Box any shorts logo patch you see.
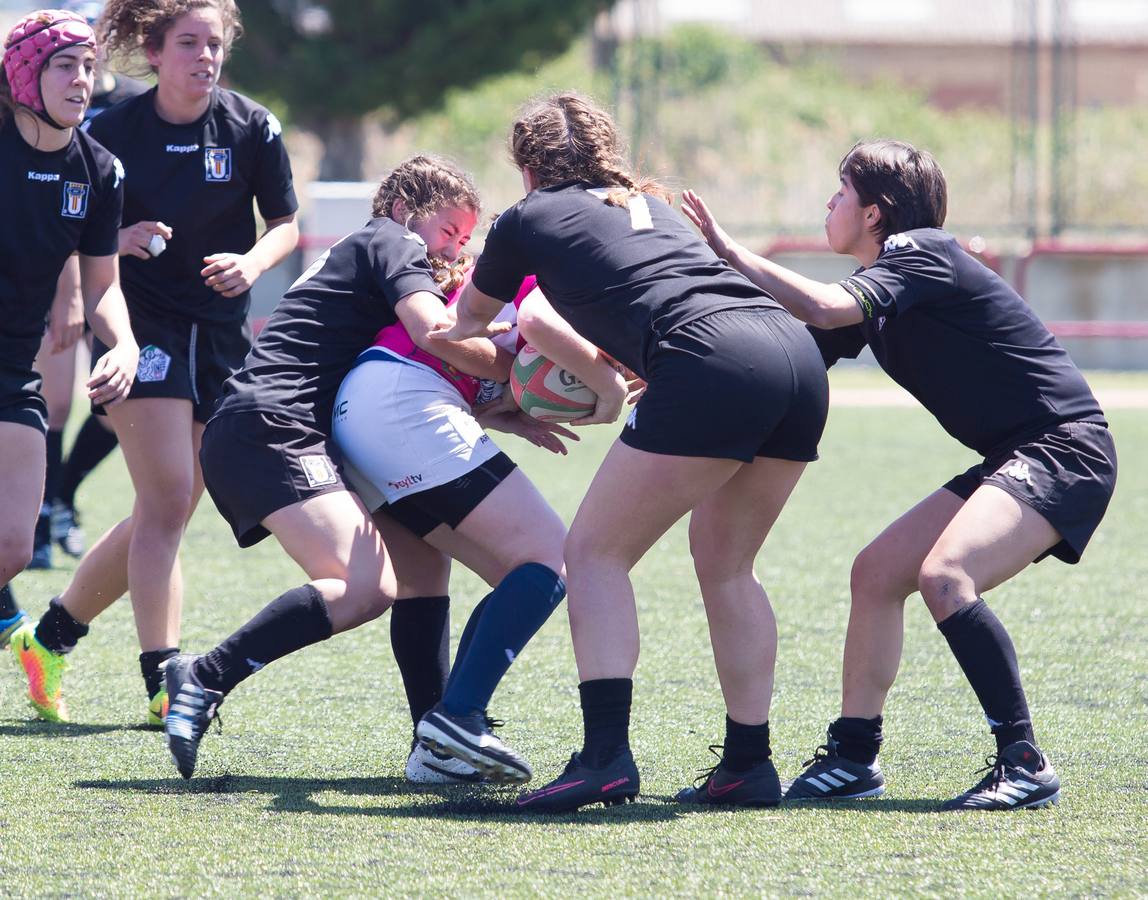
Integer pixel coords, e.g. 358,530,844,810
204,147,232,182
387,473,424,491
136,345,172,383
301,454,337,488
1000,459,1035,487
61,181,89,218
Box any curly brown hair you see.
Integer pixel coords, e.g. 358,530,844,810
510,92,670,208
98,0,242,74
370,154,481,226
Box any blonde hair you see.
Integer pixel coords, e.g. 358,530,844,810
99,0,242,74
370,154,481,224
510,92,670,207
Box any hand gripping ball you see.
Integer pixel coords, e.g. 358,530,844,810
509,345,597,423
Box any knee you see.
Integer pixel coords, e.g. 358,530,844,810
134,483,196,533
0,531,34,579
849,544,910,607
689,528,751,587
916,554,972,618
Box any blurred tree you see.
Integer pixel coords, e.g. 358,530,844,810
228,0,614,179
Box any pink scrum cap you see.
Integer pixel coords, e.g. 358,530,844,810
3,10,96,114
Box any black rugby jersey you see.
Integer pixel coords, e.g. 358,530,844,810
216,217,443,428
472,181,781,379
813,228,1104,456
85,86,297,325
0,117,122,367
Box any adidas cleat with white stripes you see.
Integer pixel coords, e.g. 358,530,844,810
940,740,1060,811
164,654,223,780
784,742,885,801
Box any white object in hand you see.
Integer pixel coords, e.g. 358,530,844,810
147,233,167,257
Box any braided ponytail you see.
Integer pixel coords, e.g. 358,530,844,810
511,92,670,207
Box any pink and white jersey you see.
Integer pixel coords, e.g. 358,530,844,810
370,269,535,406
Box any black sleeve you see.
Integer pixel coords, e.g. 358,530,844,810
471,203,528,303
837,233,956,321
250,110,298,221
77,154,123,257
368,228,443,309
806,323,866,368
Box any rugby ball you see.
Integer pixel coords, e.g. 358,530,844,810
510,345,597,422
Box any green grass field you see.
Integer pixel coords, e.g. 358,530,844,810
3,369,1146,897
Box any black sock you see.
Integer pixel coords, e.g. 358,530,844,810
44,428,64,506
938,598,1036,752
828,716,883,766
389,595,450,728
0,583,19,619
722,715,772,772
579,678,632,767
140,647,180,699
35,597,90,653
193,584,333,697
58,415,119,510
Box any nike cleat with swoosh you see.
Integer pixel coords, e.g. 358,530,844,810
675,744,781,808
515,749,640,813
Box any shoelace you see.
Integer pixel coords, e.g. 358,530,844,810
969,753,1007,791
801,743,833,770
691,743,725,787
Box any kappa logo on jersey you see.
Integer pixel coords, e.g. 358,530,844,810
28,170,61,182
1000,459,1036,487
265,112,282,143
166,143,200,153
137,345,172,383
883,232,920,253
61,182,90,219
300,454,337,488
204,147,232,182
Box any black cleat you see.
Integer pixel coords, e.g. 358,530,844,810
676,744,781,808
416,704,532,784
164,654,223,779
941,740,1060,811
515,750,639,813
784,734,885,801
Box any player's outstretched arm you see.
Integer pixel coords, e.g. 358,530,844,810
428,279,509,342
397,290,513,381
682,189,863,330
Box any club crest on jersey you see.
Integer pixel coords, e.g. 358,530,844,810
60,182,89,219
204,147,232,182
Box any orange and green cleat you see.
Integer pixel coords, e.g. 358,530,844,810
147,688,169,728
9,622,69,722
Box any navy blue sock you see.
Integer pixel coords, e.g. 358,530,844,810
938,598,1036,752
446,594,489,692
442,562,565,715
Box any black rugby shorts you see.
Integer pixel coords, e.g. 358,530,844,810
621,306,829,462
942,420,1116,564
